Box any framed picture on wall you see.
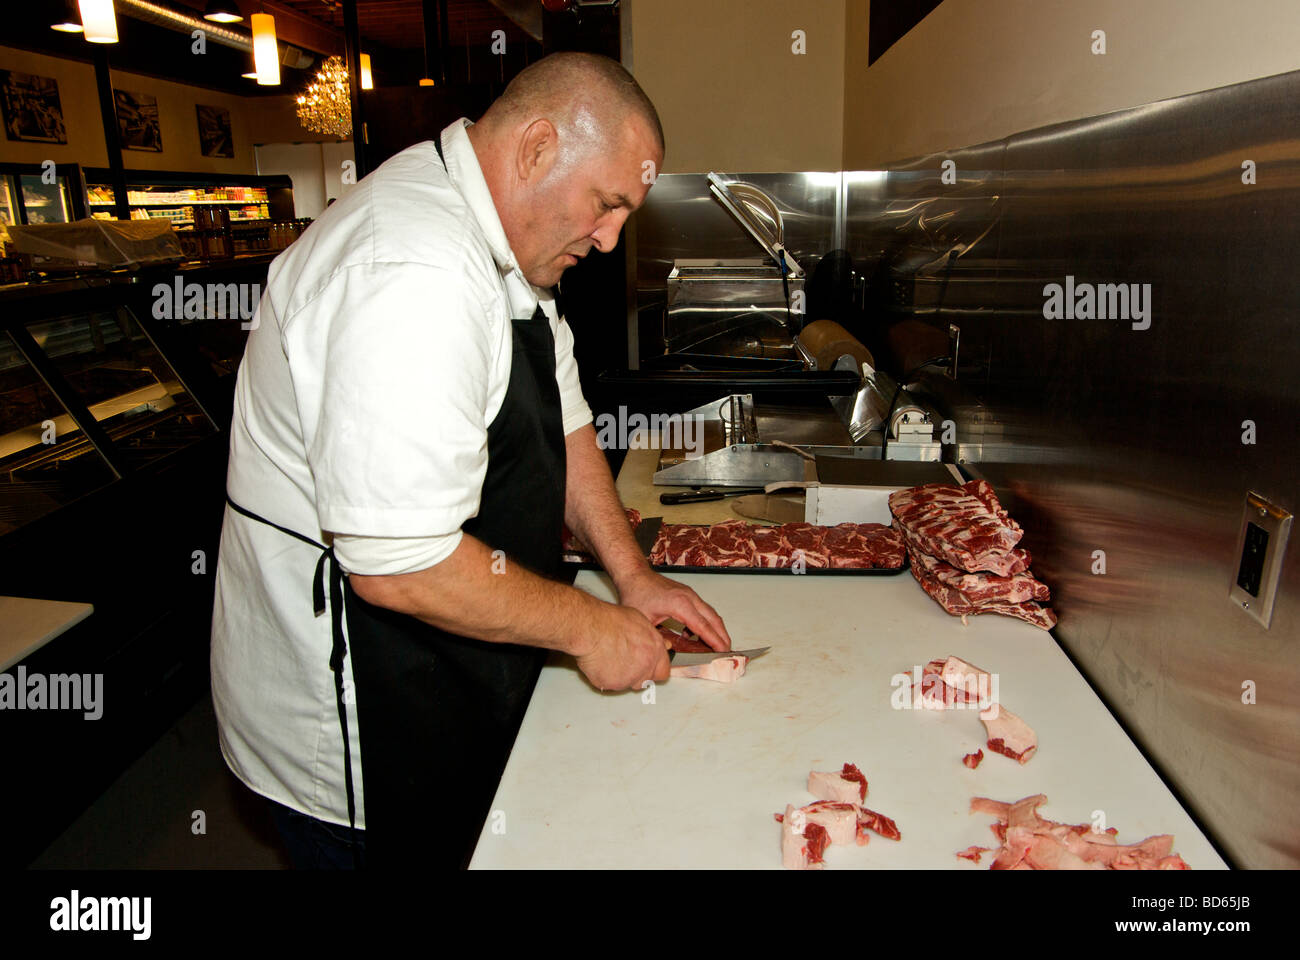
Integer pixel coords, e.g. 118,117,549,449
196,104,234,158
115,89,163,152
0,71,68,144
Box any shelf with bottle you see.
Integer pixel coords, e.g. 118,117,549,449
86,184,270,207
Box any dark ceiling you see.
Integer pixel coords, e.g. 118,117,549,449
270,0,533,52
7,0,541,95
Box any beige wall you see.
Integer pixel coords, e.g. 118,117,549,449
0,46,107,167
107,68,256,174
843,0,1300,167
245,95,347,145
0,44,292,175
627,0,845,173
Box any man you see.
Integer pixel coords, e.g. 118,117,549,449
211,52,730,869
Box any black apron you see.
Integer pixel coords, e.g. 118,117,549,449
229,136,567,868
345,300,565,868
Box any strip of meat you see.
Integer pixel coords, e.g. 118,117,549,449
906,539,1057,629
856,807,901,842
649,524,707,566
889,482,1028,575
969,795,1192,870
974,599,1058,630
749,525,792,568
970,796,1011,819
940,655,993,703
980,704,1038,764
857,523,906,568
990,825,1035,869
962,749,984,769
649,520,899,569
780,522,829,568
911,657,982,710
704,518,756,565
1005,794,1051,831
802,801,859,847
956,845,991,863
1024,834,1107,870
823,523,906,570
961,479,1022,539
907,536,1049,603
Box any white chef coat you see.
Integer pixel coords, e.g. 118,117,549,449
211,118,592,828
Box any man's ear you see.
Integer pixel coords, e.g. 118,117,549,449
516,118,558,184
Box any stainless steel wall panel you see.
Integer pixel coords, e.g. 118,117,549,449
630,172,840,362
843,69,1300,867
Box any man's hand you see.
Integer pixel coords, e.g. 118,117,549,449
615,568,733,652
571,604,671,692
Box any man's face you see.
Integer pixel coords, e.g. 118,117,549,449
512,119,662,288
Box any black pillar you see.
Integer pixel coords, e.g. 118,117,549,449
342,0,369,179
91,46,130,222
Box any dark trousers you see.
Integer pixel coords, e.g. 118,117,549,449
268,800,366,870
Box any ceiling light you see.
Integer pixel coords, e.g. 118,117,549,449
296,56,352,138
78,0,119,43
50,1,84,32
203,0,244,23
251,12,280,86
360,53,373,90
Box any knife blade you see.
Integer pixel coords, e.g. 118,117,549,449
668,646,771,666
634,516,663,558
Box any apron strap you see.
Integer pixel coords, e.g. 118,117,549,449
225,493,361,868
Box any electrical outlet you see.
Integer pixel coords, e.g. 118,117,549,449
1229,491,1292,628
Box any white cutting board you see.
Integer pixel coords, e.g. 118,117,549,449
470,570,1228,870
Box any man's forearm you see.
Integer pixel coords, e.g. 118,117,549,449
348,533,607,656
563,424,650,590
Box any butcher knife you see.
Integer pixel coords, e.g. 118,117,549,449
668,646,771,666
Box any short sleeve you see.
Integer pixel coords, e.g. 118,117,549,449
548,304,593,435
282,261,502,539
332,530,462,576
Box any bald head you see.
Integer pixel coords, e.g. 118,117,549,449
477,52,664,167
466,52,665,288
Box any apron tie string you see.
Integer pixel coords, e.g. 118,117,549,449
225,493,361,868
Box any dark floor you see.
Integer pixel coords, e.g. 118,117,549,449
30,693,290,869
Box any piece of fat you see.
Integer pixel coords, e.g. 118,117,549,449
807,770,863,804
979,703,1037,764
670,655,748,683
780,804,825,870
940,655,993,705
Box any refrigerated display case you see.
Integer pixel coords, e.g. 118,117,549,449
0,272,236,867
81,168,297,257
81,168,292,227
0,162,88,226
0,283,219,534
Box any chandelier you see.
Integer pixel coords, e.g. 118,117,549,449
296,56,352,138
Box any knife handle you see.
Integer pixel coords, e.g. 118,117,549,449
660,490,724,505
